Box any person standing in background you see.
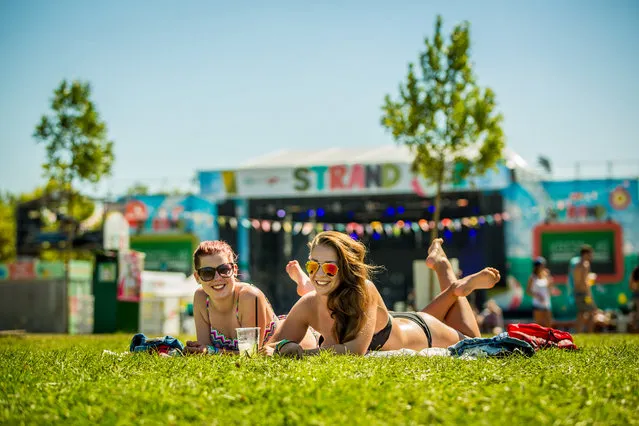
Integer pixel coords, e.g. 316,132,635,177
569,245,597,333
526,257,554,327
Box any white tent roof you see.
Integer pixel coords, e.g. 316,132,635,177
237,145,530,170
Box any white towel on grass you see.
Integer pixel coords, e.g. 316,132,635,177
365,348,452,358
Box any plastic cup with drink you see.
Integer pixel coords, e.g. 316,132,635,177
236,327,260,356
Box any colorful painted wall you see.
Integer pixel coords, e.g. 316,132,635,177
122,195,218,242
118,195,218,276
496,178,639,318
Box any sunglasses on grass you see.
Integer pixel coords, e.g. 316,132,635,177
197,263,235,281
305,260,339,277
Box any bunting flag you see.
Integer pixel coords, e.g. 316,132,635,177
212,211,511,237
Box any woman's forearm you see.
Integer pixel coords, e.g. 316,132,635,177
276,341,350,357
306,344,353,355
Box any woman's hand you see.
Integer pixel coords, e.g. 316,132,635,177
259,344,276,356
184,340,207,354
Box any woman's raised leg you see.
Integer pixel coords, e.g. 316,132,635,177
420,239,500,337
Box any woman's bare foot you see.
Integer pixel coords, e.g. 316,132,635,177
425,238,447,269
453,267,501,297
286,260,313,296
286,260,306,285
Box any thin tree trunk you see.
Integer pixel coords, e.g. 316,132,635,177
429,181,443,241
427,166,444,303
64,185,75,333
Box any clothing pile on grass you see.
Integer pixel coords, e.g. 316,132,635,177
367,323,578,359
129,333,185,356
506,323,578,350
102,333,186,358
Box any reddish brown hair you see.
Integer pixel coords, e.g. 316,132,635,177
193,240,238,269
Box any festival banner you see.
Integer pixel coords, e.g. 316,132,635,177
117,251,145,302
198,161,512,199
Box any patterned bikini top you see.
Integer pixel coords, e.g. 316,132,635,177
206,286,282,351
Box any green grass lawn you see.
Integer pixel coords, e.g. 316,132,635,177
1,334,638,425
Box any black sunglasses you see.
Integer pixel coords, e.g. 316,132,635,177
197,263,235,281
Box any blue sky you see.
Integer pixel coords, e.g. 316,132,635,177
1,0,637,197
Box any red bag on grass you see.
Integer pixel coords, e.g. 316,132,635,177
506,323,578,351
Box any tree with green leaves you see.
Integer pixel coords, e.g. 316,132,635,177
34,80,114,210
381,15,505,243
33,80,114,252
0,192,16,262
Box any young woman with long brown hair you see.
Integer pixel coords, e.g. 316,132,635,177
268,231,500,356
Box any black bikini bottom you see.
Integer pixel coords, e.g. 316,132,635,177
317,311,433,351
389,311,433,348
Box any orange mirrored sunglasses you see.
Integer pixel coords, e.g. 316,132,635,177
305,260,339,277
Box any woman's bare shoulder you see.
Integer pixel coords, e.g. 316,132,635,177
363,280,386,312
292,290,319,311
365,280,382,296
193,287,207,304
237,282,264,300
365,279,377,288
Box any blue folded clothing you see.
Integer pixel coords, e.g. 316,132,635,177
129,333,185,356
449,333,535,358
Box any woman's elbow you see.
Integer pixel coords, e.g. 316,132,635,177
342,344,367,356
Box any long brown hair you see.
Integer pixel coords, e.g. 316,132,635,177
308,231,378,344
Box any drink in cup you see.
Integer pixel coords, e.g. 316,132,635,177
236,327,259,356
